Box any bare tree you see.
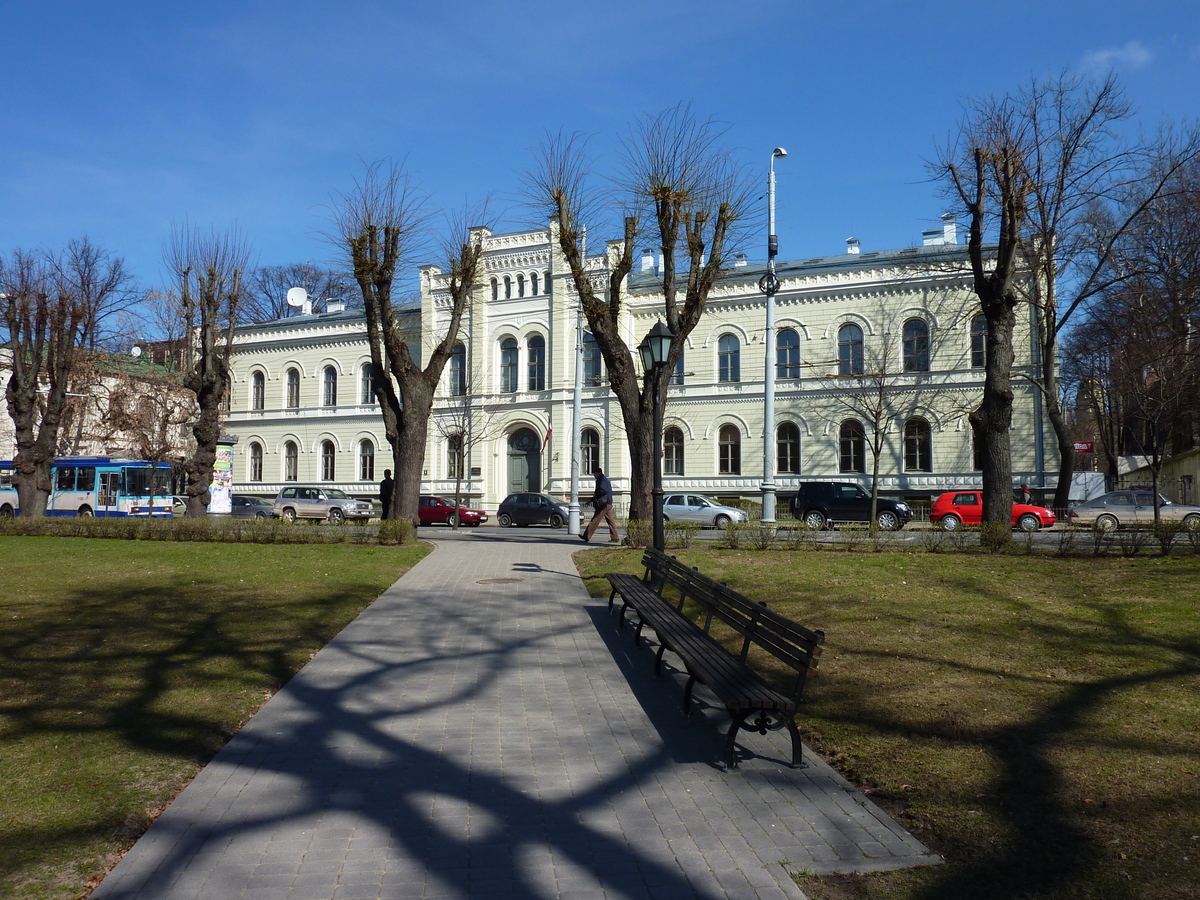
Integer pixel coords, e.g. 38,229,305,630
56,237,140,351
243,262,356,323
332,162,488,526
432,366,504,531
527,105,753,521
0,249,94,515
164,224,251,517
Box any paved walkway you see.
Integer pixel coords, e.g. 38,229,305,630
92,531,938,900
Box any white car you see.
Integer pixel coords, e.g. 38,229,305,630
662,494,749,529
273,486,374,524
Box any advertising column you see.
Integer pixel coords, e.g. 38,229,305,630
208,435,237,516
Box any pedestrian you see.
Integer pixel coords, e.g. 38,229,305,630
582,465,621,543
379,469,394,520
1019,482,1032,505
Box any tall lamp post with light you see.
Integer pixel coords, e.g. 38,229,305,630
759,147,786,524
638,320,674,552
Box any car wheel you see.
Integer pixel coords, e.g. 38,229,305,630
328,508,344,526
1095,514,1118,533
548,514,564,528
1184,514,1200,531
713,514,731,530
803,510,827,531
877,511,899,531
255,511,268,519
939,514,961,532
281,507,297,524
447,513,457,528
1018,513,1040,533
0,503,13,517
498,513,513,527
78,506,94,517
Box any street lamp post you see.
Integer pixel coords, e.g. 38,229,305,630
759,147,786,524
638,320,674,552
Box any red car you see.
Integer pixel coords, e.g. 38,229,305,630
417,495,488,527
931,490,1056,532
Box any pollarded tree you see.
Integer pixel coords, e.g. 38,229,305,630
527,106,753,521
164,225,251,517
332,162,488,526
244,262,356,323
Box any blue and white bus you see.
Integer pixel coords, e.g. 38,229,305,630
0,457,175,517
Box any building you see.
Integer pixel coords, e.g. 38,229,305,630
222,218,1054,513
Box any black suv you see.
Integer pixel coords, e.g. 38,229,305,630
790,482,912,531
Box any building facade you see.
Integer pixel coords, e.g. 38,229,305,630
223,218,1055,514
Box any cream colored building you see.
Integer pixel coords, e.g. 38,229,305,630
223,218,1055,514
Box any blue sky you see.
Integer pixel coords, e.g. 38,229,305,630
2,1,1198,292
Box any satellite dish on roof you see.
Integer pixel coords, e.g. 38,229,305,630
286,287,312,315
130,345,142,358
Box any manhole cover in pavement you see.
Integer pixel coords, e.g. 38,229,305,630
476,577,524,584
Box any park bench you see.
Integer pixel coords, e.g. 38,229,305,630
606,547,825,770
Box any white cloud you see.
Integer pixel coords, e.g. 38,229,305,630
1082,41,1154,73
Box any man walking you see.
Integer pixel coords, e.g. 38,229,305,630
379,469,394,520
582,465,620,543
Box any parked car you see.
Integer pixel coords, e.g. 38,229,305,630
662,494,748,529
1068,491,1200,532
418,495,489,527
231,494,274,519
931,490,1056,532
497,492,568,528
789,481,912,530
273,486,374,524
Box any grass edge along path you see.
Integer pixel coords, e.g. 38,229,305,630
574,547,1200,900
0,536,428,900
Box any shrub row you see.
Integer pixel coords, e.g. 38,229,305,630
0,515,417,545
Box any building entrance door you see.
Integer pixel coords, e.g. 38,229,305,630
507,428,541,494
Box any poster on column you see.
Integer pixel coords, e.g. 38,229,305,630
209,445,233,514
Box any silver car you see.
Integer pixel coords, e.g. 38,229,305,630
1069,491,1200,532
662,493,749,529
273,486,374,525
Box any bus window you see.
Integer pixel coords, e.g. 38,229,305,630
0,468,13,490
125,467,171,497
77,467,96,492
56,467,77,491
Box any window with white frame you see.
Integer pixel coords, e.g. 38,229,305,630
718,334,740,382
777,422,800,474
527,334,545,391
249,441,263,481
320,440,336,481
251,371,265,410
839,420,865,473
718,424,741,474
323,366,338,407
500,337,519,392
359,439,375,481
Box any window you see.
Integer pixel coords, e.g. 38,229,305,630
583,332,602,386
718,334,740,382
249,442,263,482
284,441,298,481
320,440,336,481
359,440,375,481
527,334,545,391
491,278,499,301
448,434,464,479
582,428,600,475
286,368,300,408
449,344,466,396
902,319,930,372
360,364,376,404
323,366,338,407
838,324,864,376
56,467,77,491
718,424,741,474
839,420,865,473
671,353,684,385
251,371,265,410
777,329,800,379
972,428,984,471
503,276,512,299
777,423,801,474
664,426,684,476
971,314,987,368
517,273,525,297
531,272,539,295
500,337,519,392
904,417,932,472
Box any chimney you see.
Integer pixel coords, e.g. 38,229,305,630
326,300,346,313
942,212,957,245
846,238,860,255
734,252,748,267
641,248,656,273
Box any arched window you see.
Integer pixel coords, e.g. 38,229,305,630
972,427,985,471
500,337,519,392
531,272,540,295
583,332,602,386
449,343,466,396
503,275,512,299
719,424,741,474
323,366,338,407
838,324,864,376
527,334,545,391
581,428,600,475
284,441,298,481
517,273,525,297
777,422,801,474
360,363,377,405
251,371,265,410
286,368,300,408
448,434,464,479
491,277,499,301
664,426,684,476
320,440,336,481
777,329,800,379
903,319,930,372
718,334,740,383
249,441,263,482
359,439,375,481
671,352,685,385
839,420,865,473
904,417,932,472
971,314,987,368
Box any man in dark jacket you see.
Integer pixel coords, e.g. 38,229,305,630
582,465,620,543
379,470,394,520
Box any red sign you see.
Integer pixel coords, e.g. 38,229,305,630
1073,441,1094,452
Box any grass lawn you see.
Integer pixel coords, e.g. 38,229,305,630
0,537,427,900
576,547,1200,900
